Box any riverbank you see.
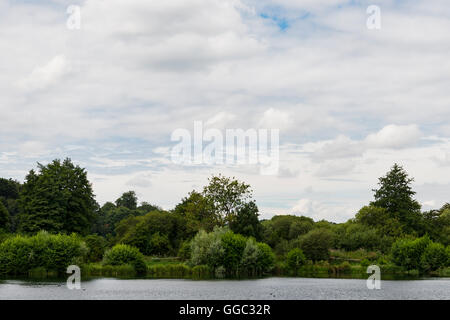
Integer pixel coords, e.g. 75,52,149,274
15,258,450,280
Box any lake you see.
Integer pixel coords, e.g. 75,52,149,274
0,277,449,300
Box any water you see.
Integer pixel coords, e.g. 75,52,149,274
0,277,449,300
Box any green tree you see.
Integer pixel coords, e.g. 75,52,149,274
203,174,252,224
174,191,218,235
422,204,450,246
0,178,21,229
371,164,422,233
0,202,11,231
220,231,247,275
286,248,306,275
18,159,97,235
103,244,147,274
391,236,431,270
84,234,107,262
240,239,274,276
115,191,138,210
421,242,448,271
299,228,334,261
229,201,262,240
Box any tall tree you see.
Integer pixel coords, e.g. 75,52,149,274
203,174,252,225
174,191,218,235
371,163,422,233
18,158,97,235
115,191,138,210
229,201,262,240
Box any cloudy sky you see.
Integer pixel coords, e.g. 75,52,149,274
1,0,450,222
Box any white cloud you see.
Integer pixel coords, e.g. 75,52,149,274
365,124,422,149
258,108,292,129
18,55,70,91
1,0,450,222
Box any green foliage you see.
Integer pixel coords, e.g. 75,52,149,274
203,174,252,224
391,236,431,270
356,206,389,228
262,215,314,249
220,231,247,275
103,244,146,274
256,242,275,274
190,227,227,267
422,205,450,246
174,191,218,235
335,222,385,252
421,242,448,271
115,191,138,210
117,210,179,256
286,248,306,274
84,234,107,262
190,228,274,277
299,228,334,261
371,164,422,233
18,159,97,235
447,246,450,266
0,201,11,231
229,201,262,240
0,231,86,274
178,241,192,261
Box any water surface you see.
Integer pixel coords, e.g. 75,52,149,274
0,277,449,300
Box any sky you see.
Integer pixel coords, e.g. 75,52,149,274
1,0,450,222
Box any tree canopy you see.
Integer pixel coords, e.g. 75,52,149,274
18,158,97,235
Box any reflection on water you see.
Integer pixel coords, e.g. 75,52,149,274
0,277,449,300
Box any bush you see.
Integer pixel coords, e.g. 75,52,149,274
178,241,192,261
447,246,450,267
421,242,448,271
286,248,306,275
0,231,86,274
190,228,274,277
240,239,275,276
391,236,430,270
299,229,334,261
190,227,227,267
220,231,247,275
84,234,107,262
256,242,275,273
103,244,146,274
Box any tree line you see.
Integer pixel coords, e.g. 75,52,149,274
0,159,449,276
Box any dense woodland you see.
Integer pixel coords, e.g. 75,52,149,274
0,159,449,278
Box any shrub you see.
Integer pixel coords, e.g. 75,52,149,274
220,231,247,275
286,248,306,275
421,242,448,271
447,246,450,266
391,236,431,270
190,227,227,267
178,241,192,261
240,239,275,276
299,228,334,261
103,244,146,274
190,228,274,277
0,231,86,274
256,242,275,273
84,234,107,262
